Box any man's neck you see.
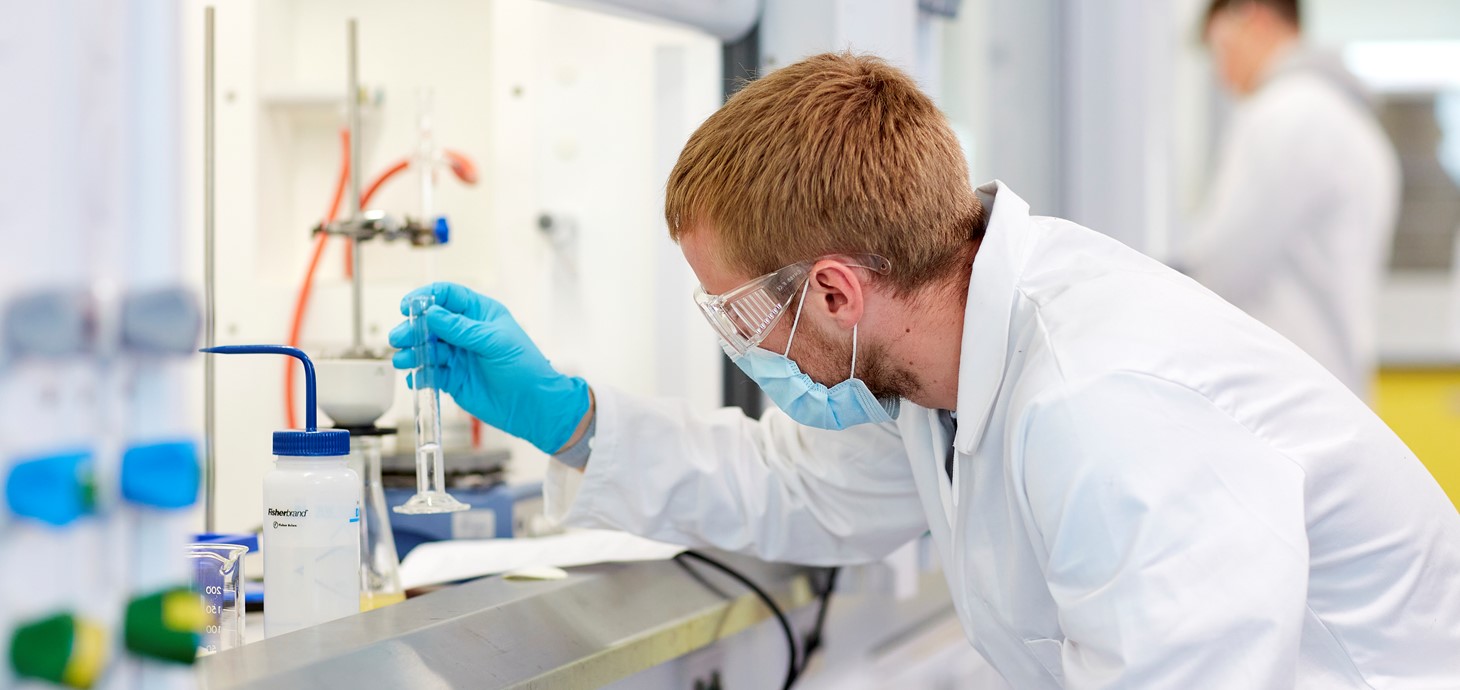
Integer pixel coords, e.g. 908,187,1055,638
891,261,974,411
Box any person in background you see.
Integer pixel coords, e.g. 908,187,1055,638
1179,0,1400,401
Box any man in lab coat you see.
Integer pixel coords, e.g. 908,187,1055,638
1179,0,1401,400
392,53,1460,688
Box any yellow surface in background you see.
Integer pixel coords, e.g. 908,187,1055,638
1375,368,1460,510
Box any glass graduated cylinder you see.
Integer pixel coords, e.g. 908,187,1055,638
394,294,469,514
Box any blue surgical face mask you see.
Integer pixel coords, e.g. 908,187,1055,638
727,281,900,430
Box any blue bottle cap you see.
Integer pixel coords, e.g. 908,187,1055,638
120,441,200,509
200,345,351,457
5,451,95,526
272,430,350,457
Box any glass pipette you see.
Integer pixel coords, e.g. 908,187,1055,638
393,294,469,514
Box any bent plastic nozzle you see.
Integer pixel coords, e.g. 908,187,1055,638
201,345,320,431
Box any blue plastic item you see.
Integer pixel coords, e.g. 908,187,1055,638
433,216,450,245
243,580,264,606
385,481,542,559
200,345,349,456
121,441,200,509
5,451,95,526
192,533,258,552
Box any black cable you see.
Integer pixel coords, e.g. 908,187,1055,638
798,567,840,676
675,551,799,690
673,554,735,600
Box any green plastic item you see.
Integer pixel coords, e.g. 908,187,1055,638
9,613,72,684
9,612,107,688
125,587,206,664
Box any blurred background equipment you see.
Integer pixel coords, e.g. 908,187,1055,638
2,0,206,687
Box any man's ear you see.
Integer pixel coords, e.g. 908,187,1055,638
807,259,865,331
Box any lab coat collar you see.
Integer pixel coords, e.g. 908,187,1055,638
1260,42,1373,110
953,180,1036,454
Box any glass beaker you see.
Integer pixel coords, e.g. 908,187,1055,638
348,434,405,610
187,543,247,654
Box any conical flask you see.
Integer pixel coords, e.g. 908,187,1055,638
348,433,406,610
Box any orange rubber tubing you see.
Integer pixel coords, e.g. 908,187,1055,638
343,158,411,278
286,141,478,429
285,129,351,429
285,147,413,428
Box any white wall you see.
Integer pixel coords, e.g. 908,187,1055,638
760,0,920,75
182,0,724,534
969,0,1066,216
938,0,991,182
1308,0,1460,44
944,0,1194,256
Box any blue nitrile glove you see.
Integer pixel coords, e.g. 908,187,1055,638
388,283,591,454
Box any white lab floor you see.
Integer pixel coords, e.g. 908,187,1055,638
796,613,1010,690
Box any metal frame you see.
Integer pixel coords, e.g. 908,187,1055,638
203,5,217,532
719,24,765,418
199,555,818,689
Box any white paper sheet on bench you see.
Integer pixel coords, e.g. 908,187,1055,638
398,529,686,589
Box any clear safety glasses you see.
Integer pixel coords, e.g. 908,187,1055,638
694,254,891,356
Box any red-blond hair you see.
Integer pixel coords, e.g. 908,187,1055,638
666,52,984,293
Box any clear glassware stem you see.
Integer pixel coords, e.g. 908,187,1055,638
415,383,443,492
394,295,468,515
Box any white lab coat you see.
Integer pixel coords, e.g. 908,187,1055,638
1180,48,1400,401
547,182,1460,689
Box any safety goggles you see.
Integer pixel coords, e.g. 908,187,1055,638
694,254,891,356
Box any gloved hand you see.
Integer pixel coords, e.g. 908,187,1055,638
388,282,591,454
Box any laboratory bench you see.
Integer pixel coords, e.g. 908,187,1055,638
196,550,972,689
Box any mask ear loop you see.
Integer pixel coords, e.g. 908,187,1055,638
783,278,813,357
787,271,863,382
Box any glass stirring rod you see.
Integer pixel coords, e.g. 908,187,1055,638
394,294,469,514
